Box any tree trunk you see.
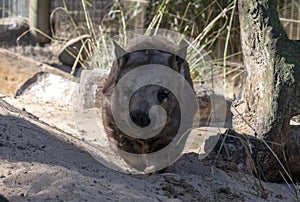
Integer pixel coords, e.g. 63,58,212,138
231,0,300,181
29,0,51,45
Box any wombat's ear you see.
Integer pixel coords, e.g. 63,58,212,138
176,45,188,59
113,40,128,69
168,45,188,74
113,41,127,58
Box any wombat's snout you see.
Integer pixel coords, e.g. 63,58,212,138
130,110,151,128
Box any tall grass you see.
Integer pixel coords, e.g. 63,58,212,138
49,0,243,93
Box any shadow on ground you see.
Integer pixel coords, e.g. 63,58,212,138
0,113,218,201
0,112,294,201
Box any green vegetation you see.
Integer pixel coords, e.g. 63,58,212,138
48,0,242,95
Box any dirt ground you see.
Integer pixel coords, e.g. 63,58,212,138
0,96,298,202
0,24,299,201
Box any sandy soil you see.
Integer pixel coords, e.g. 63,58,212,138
0,96,298,202
0,74,298,201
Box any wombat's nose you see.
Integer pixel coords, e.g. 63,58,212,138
130,110,151,128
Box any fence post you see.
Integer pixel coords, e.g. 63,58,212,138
29,0,51,45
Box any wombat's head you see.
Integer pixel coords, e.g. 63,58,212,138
102,36,194,154
103,36,193,94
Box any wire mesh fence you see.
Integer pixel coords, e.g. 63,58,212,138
0,0,29,18
0,0,113,35
50,0,112,39
0,0,29,32
0,0,299,57
276,0,300,40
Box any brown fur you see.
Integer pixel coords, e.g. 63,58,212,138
101,36,194,163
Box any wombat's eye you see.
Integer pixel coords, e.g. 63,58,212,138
157,89,169,103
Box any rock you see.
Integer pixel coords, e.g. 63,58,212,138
58,34,90,67
16,72,75,105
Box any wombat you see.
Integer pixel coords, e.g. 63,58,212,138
101,35,195,171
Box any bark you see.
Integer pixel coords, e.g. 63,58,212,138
230,0,300,181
